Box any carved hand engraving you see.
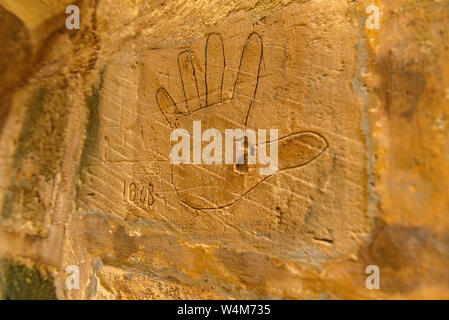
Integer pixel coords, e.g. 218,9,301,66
156,33,328,209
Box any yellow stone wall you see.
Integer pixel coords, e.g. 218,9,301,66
0,0,448,299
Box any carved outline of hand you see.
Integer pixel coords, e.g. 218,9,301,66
155,33,328,209
156,32,261,129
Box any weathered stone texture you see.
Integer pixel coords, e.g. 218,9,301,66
0,0,448,299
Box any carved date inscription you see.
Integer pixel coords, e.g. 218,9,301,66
123,180,155,210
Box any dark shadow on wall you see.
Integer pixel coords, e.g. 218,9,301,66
0,258,56,300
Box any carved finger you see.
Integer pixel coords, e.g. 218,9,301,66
205,33,225,106
178,50,201,112
277,132,328,171
233,33,263,120
156,88,181,128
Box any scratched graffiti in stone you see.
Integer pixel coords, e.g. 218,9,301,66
70,4,370,294
156,33,328,209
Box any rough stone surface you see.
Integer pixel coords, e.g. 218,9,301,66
0,0,448,299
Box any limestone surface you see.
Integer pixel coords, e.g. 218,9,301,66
0,0,448,299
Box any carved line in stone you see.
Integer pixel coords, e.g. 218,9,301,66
155,32,329,211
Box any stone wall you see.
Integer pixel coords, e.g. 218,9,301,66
0,0,448,299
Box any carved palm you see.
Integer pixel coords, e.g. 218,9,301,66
156,33,328,209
